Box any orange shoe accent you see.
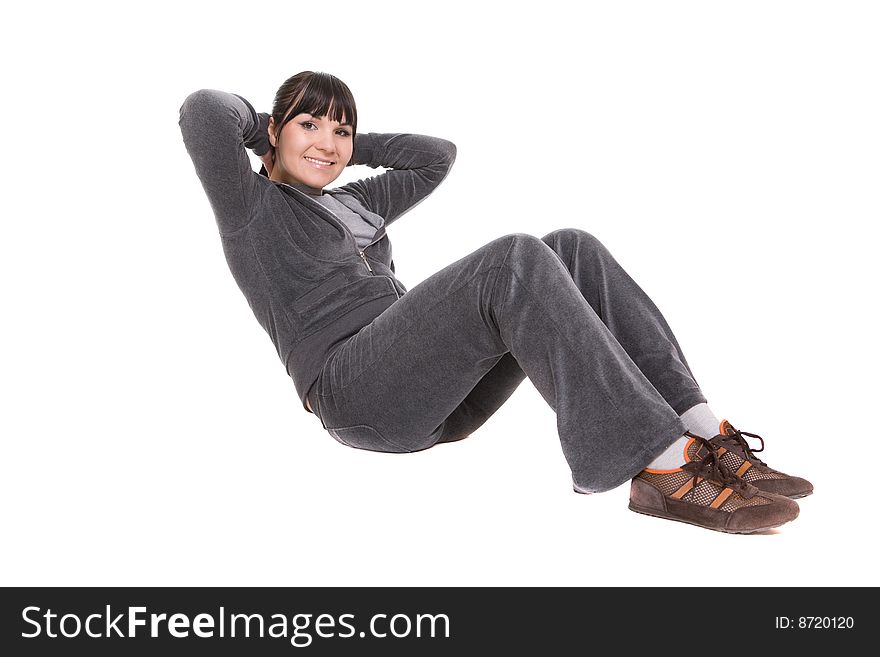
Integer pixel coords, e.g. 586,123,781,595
735,461,752,477
643,466,684,474
710,487,734,509
671,477,700,500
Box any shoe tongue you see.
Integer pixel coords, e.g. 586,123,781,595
719,419,735,436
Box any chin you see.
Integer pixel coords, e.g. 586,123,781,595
297,170,337,187
316,173,341,186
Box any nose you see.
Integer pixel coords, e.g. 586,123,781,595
314,128,336,154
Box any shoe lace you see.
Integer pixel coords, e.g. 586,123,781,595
682,432,749,494
719,423,767,467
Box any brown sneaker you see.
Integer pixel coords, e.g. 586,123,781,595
630,434,799,534
707,420,813,499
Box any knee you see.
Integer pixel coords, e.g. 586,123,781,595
499,232,563,266
543,227,605,252
542,228,612,265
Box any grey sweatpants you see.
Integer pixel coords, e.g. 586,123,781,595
306,229,707,493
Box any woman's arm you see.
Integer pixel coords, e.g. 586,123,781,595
178,89,272,234
334,133,457,227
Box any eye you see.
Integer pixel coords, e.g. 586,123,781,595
300,121,351,137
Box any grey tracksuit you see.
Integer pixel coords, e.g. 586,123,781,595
178,89,707,493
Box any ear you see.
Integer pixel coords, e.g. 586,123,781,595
267,116,277,148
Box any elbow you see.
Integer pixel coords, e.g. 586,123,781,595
182,88,218,106
179,89,207,124
445,139,457,163
179,89,223,123
440,139,457,168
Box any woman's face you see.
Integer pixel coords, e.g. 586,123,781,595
268,111,354,189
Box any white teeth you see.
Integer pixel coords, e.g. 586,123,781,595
305,156,334,165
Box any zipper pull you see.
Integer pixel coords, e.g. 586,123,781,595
359,251,374,273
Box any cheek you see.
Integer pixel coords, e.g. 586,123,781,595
280,129,306,153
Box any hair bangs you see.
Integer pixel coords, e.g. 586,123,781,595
273,71,358,138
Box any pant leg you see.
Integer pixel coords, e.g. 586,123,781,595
433,351,526,444
434,228,706,443
309,233,689,493
541,228,706,414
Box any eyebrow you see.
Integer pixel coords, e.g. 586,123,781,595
306,114,353,128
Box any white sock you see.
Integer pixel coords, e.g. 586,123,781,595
679,402,723,441
645,403,722,470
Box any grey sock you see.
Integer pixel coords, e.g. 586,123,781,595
679,402,722,440
645,403,722,470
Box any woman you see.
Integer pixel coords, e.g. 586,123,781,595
179,71,811,533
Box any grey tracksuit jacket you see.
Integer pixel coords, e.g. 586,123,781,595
178,89,457,413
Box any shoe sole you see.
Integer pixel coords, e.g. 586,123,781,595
627,501,797,535
572,486,799,533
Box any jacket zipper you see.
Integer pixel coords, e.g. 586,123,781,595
281,183,399,297
358,250,373,273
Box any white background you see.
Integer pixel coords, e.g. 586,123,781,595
2,0,878,586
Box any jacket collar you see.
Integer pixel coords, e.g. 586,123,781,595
274,181,388,247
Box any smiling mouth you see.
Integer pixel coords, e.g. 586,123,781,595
305,156,335,167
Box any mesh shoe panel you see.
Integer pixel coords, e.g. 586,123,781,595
743,468,787,482
691,480,724,506
637,470,693,496
719,492,773,512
